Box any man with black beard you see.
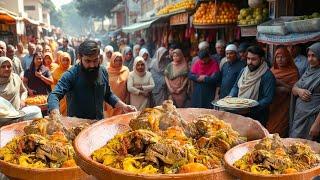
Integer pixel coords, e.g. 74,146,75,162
228,45,276,126
48,40,136,120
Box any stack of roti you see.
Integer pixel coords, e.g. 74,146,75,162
216,97,257,108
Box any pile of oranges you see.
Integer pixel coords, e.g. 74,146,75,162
193,2,239,25
25,95,48,105
157,0,195,16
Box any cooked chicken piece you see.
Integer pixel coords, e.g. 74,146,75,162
129,108,164,131
250,150,272,164
124,130,160,156
145,139,187,165
254,134,285,151
129,100,187,132
262,156,291,170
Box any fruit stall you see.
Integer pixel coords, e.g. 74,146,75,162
155,0,197,56
0,8,18,45
256,0,320,63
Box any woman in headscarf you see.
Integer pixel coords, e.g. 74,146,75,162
133,44,141,59
127,56,155,110
139,48,152,70
150,47,171,106
52,52,72,116
0,57,27,110
43,52,58,73
102,45,114,67
290,42,320,141
189,49,219,108
164,49,189,108
123,47,134,71
267,46,299,137
105,52,129,117
55,50,63,64
23,51,53,96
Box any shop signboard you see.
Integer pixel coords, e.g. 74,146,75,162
170,12,188,26
240,26,257,37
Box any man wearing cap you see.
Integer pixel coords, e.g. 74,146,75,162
229,45,276,126
48,40,136,120
218,44,246,99
191,41,210,66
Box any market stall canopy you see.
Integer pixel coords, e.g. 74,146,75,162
122,18,159,33
0,8,17,24
40,22,51,32
23,16,39,26
257,31,320,45
108,28,122,37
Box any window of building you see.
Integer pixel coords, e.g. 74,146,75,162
24,5,36,11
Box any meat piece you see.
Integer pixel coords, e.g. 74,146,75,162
196,137,209,148
251,150,271,164
36,142,69,162
129,108,163,131
126,130,160,155
255,134,285,151
159,100,186,131
182,122,200,139
145,140,187,165
262,156,290,170
24,118,64,136
129,100,187,132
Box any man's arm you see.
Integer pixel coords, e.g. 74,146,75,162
257,71,276,109
48,70,74,113
204,72,220,84
228,70,243,97
188,72,198,82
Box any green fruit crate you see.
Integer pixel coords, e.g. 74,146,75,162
285,18,320,33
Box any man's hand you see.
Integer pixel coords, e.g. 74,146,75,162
50,109,62,122
116,101,137,113
122,104,137,113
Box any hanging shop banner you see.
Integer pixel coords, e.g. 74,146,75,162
240,26,257,37
170,13,188,26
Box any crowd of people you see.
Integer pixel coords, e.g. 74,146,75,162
0,36,319,142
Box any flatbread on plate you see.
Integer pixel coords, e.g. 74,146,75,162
216,97,257,108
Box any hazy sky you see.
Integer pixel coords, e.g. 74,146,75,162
52,0,73,8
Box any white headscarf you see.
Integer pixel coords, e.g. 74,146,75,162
133,56,147,77
103,45,114,66
139,48,152,69
198,41,209,51
133,44,141,58
0,57,27,110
